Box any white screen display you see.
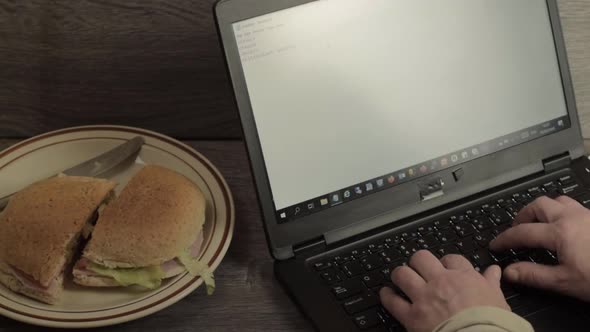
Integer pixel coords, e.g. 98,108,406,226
233,0,568,211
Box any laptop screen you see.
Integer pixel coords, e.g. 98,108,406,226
232,0,569,224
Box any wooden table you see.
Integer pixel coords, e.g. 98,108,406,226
0,0,589,331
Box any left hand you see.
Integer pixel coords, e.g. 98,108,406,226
379,250,509,332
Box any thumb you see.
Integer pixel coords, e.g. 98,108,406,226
504,262,567,292
483,265,502,287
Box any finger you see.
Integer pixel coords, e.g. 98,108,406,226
380,287,412,325
490,223,557,251
503,262,569,294
555,195,582,207
391,265,425,300
408,250,445,281
440,254,472,270
482,265,502,287
513,196,565,225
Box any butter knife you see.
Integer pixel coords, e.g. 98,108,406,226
0,136,145,210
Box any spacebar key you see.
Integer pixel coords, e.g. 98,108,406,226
343,291,380,315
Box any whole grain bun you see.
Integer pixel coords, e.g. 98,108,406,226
83,165,206,268
0,267,62,305
0,176,116,288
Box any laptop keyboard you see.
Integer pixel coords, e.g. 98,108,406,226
312,174,589,331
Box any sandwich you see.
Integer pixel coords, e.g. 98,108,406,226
73,165,214,294
0,176,116,304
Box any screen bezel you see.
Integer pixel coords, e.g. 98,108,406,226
215,0,584,259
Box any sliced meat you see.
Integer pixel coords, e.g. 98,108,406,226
75,232,205,279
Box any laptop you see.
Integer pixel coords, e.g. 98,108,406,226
215,0,590,330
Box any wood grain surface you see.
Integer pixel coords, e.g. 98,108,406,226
0,140,313,332
0,0,240,139
0,0,589,139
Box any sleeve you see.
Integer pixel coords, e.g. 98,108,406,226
433,306,535,332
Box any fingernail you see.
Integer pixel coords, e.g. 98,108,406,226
505,267,519,281
492,265,501,280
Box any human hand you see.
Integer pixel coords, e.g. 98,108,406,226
379,250,509,332
490,195,590,301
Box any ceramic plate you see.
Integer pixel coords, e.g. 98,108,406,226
0,126,235,328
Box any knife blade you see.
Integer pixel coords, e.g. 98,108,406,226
0,136,145,210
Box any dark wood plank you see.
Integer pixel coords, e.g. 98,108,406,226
0,1,240,139
0,140,313,332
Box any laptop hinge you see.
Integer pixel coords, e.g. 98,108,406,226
293,236,326,256
542,152,571,172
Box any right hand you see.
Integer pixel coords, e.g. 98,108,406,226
490,195,590,301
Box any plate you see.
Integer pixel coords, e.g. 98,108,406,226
0,126,235,328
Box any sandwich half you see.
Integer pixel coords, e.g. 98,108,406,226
73,165,214,293
0,176,116,304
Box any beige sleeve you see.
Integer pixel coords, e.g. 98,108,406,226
433,306,534,332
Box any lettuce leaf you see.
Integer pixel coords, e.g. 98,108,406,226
88,263,166,289
177,251,215,295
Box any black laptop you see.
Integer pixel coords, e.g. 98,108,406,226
215,0,590,330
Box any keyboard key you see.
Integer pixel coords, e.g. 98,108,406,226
417,223,435,235
370,243,387,254
332,278,364,300
377,305,395,324
558,175,575,187
471,217,494,231
343,292,380,314
335,254,355,265
512,192,531,203
516,251,534,263
493,224,510,236
546,190,560,199
529,249,559,265
320,268,343,284
527,185,543,196
436,228,457,243
481,203,496,213
384,235,403,246
361,255,384,271
455,238,478,254
380,266,392,279
434,219,451,229
575,193,590,207
381,248,404,264
505,203,525,217
435,244,461,257
343,261,365,277
361,271,385,288
560,184,583,197
474,232,494,248
314,261,333,271
491,249,515,262
417,234,439,249
497,198,513,208
398,241,419,257
449,214,469,223
401,230,419,241
489,209,512,225
465,208,483,219
352,249,370,259
471,249,496,268
543,181,557,192
353,308,381,330
453,222,475,237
